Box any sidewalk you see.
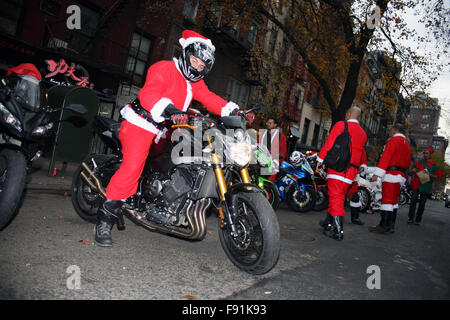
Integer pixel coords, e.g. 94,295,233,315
25,157,78,194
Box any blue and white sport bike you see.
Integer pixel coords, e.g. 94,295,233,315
275,151,317,213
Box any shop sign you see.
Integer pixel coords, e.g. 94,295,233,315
45,58,93,88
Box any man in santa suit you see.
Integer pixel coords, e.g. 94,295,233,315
94,30,251,247
369,123,411,233
259,116,287,182
316,107,367,241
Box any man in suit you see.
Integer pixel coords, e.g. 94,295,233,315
260,117,287,182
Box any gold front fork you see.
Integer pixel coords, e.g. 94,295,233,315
240,168,251,184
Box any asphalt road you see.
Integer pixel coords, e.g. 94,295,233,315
0,191,449,300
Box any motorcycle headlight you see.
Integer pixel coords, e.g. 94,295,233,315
0,101,22,132
229,142,252,167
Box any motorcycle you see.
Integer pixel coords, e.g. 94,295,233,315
228,143,280,210
71,105,280,275
275,153,316,213
304,152,328,211
355,170,382,212
398,181,413,205
0,65,86,230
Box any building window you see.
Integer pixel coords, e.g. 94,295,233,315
420,123,430,129
311,123,320,147
248,25,257,47
125,32,152,85
422,114,430,120
226,79,249,107
301,118,310,144
183,0,198,22
0,0,25,36
417,138,428,146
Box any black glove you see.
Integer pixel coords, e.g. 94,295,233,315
231,109,255,124
161,103,188,125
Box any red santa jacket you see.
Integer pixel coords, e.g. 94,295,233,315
120,58,238,135
373,133,411,184
318,119,367,184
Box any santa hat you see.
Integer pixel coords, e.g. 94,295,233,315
179,30,215,52
7,63,42,81
425,146,434,154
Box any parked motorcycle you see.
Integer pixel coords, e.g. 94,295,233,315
0,65,86,230
275,153,316,213
355,171,382,212
71,105,280,275
304,152,328,211
398,181,413,205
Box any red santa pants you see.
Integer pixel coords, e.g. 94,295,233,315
327,178,354,217
106,121,156,200
380,181,401,212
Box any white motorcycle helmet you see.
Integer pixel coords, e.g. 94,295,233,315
289,151,303,165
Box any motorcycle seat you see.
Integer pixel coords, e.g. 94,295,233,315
94,116,121,140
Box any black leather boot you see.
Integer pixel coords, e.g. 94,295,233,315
350,207,364,225
388,209,397,233
319,212,333,231
368,210,389,233
323,216,344,241
94,200,125,247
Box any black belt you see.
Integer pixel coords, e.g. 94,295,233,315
129,98,165,131
349,163,358,169
387,166,405,172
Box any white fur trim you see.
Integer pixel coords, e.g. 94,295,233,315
183,80,192,111
380,204,395,211
150,97,173,123
393,133,406,138
120,105,166,138
382,174,406,185
350,201,361,208
179,37,215,51
221,102,239,117
393,204,399,209
347,119,359,123
327,174,353,184
360,164,367,169
317,156,324,163
373,167,386,178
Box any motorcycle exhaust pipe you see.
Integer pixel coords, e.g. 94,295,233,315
80,162,106,198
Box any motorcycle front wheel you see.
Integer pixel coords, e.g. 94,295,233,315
313,187,328,211
398,191,409,206
0,148,27,231
286,185,316,213
218,192,280,275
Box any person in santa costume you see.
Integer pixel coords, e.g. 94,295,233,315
407,146,443,225
368,123,411,233
316,107,367,241
94,30,251,247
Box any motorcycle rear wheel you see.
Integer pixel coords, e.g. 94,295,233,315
0,149,27,231
218,192,280,275
71,154,117,223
